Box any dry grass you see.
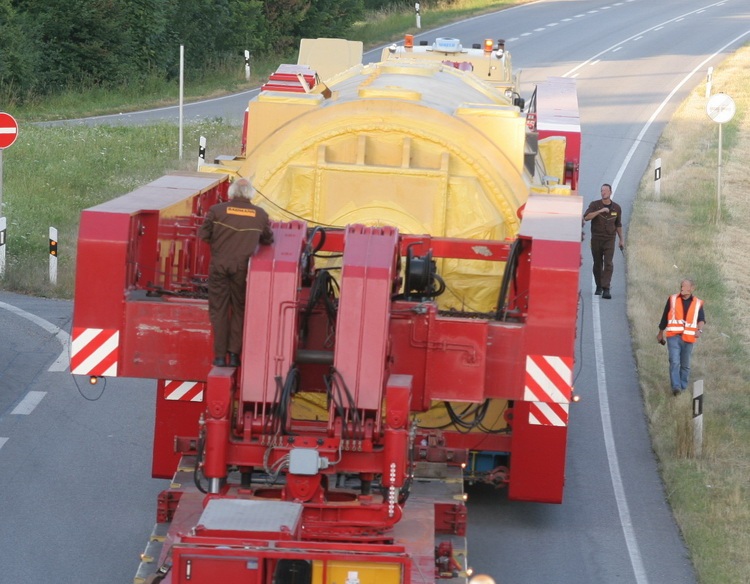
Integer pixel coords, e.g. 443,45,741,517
628,45,750,584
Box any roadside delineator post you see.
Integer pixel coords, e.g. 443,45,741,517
198,136,207,169
692,379,704,458
49,227,58,285
654,157,661,199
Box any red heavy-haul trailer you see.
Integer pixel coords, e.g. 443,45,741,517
71,37,581,584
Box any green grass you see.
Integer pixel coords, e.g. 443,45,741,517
10,57,283,123
627,44,750,584
0,120,241,296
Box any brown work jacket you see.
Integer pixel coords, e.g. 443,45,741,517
198,198,273,268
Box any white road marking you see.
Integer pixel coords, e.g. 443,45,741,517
11,391,47,415
563,1,737,79
0,437,8,450
0,301,71,372
584,22,750,584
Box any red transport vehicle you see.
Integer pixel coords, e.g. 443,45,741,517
71,37,581,584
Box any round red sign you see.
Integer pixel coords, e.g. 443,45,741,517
0,112,19,149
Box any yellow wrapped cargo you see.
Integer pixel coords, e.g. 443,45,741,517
202,39,572,312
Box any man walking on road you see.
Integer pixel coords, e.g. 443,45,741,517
656,279,705,396
584,183,624,299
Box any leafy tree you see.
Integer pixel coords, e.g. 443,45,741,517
0,0,43,99
297,0,365,40
164,0,268,73
262,0,311,53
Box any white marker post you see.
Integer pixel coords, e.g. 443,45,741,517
245,50,251,81
49,227,58,285
705,67,713,99
198,136,207,169
654,157,661,199
692,379,704,458
415,3,421,29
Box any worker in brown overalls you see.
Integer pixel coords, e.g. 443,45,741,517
198,178,273,367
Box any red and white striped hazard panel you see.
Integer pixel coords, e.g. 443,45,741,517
164,380,204,402
70,327,120,377
524,354,573,427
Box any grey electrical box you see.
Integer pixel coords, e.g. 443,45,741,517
289,448,319,475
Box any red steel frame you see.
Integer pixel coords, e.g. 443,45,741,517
72,172,582,503
72,75,582,579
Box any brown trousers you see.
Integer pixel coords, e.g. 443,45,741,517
591,237,615,288
208,261,248,357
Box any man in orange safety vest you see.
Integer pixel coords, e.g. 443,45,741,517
656,279,705,396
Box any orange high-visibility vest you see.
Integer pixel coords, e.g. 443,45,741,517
665,293,703,343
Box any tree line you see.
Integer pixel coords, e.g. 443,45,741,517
0,0,362,99
0,0,447,103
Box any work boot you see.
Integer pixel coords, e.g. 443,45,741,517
228,352,241,367
595,286,603,295
212,356,226,367
602,288,611,299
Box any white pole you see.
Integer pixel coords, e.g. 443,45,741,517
692,379,704,458
245,50,251,81
49,226,58,285
716,123,722,224
705,67,713,99
179,45,184,160
0,216,6,278
654,157,661,199
415,3,421,29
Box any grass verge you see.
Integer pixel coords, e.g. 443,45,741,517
0,120,240,297
627,44,750,584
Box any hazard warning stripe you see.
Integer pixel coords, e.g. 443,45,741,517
523,355,572,404
70,327,120,376
164,380,204,402
529,402,569,427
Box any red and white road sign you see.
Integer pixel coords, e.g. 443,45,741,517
0,112,19,149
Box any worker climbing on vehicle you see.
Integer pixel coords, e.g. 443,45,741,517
198,177,273,367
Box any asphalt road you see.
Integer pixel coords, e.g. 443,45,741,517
3,1,750,583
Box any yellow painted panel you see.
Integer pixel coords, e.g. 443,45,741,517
312,560,402,584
